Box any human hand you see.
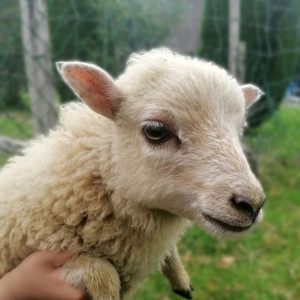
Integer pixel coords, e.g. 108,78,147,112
0,251,87,300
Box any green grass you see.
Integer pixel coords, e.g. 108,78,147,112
0,111,32,138
0,111,32,164
133,105,300,300
1,106,299,300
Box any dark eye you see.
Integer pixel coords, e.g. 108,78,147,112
142,121,173,145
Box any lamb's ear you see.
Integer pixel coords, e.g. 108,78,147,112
241,84,264,108
56,61,121,119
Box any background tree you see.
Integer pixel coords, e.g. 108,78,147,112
0,0,183,108
200,0,300,128
0,1,24,110
49,0,184,102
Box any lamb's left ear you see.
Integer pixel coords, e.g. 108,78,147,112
241,84,264,108
56,61,122,119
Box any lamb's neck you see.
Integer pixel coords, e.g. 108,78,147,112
109,189,189,239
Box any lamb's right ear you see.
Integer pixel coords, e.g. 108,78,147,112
241,84,264,108
56,62,122,119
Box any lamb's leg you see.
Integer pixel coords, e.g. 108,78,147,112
162,246,193,299
62,255,120,300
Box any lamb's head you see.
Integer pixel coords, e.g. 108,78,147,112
57,48,265,237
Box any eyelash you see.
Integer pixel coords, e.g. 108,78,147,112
142,121,173,145
141,120,182,148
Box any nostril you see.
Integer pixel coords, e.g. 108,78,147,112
231,195,258,219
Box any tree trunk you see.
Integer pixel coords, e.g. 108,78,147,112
166,0,205,55
0,136,27,154
228,0,240,78
19,0,57,135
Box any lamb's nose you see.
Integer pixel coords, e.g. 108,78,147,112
231,195,265,221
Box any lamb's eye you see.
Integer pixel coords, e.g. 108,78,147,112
142,121,172,144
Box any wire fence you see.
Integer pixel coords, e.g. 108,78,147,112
0,0,300,156
1,2,300,299
0,0,184,146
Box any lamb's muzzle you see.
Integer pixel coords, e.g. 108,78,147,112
202,193,265,233
231,194,265,221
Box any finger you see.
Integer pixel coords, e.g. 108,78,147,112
27,250,55,264
51,251,74,267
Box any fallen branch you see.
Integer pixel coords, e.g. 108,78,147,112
0,136,27,154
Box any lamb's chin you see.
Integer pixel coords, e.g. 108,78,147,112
196,213,261,240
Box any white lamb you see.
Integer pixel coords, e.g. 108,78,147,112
0,48,265,300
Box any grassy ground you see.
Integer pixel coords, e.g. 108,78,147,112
0,106,299,299
0,111,32,165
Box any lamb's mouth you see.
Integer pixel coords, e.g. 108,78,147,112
203,214,251,232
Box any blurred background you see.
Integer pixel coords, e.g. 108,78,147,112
0,0,300,299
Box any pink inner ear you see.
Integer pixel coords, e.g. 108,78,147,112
64,65,116,119
243,88,257,104
241,85,263,107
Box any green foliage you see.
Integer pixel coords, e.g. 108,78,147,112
133,105,300,299
200,0,228,68
0,0,183,107
242,0,300,127
0,111,32,139
0,111,32,165
0,1,25,109
200,0,300,128
49,0,184,102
